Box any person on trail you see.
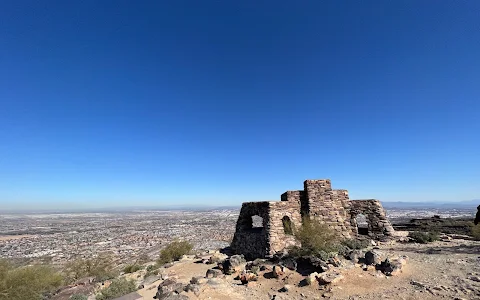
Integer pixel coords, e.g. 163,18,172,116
474,205,480,225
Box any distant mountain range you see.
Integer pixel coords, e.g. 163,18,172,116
381,199,480,209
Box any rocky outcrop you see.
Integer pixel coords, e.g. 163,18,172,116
154,279,187,300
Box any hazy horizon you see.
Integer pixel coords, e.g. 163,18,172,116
1,198,479,213
1,1,479,209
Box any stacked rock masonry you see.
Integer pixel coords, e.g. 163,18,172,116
231,179,394,259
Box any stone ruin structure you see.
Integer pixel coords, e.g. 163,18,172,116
231,179,394,259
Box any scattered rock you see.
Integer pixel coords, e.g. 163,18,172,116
272,265,285,278
222,255,246,275
142,274,165,286
206,268,223,278
190,276,205,285
347,250,363,263
297,256,330,273
240,271,258,284
322,291,333,298
317,271,344,285
376,258,405,276
184,283,200,296
163,262,174,268
208,253,228,264
259,265,269,272
278,284,291,292
410,280,427,289
163,294,189,300
305,272,319,285
327,256,342,267
154,279,186,300
279,257,298,271
365,251,381,265
468,276,480,282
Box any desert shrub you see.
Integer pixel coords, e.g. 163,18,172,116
409,231,439,243
64,254,117,283
157,240,193,265
146,264,156,272
70,294,88,300
96,277,136,300
288,217,340,258
0,259,63,300
143,268,159,279
342,238,370,250
123,264,143,274
471,225,480,240
136,253,150,264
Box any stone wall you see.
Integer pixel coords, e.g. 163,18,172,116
350,199,395,238
231,179,395,259
304,180,355,239
230,201,271,260
268,200,302,254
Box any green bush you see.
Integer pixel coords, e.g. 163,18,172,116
136,253,150,264
63,254,117,283
288,217,340,258
157,240,193,265
96,278,137,300
70,294,88,300
144,268,159,279
409,231,440,243
472,225,480,240
342,238,370,250
0,259,63,300
123,264,143,274
146,265,156,272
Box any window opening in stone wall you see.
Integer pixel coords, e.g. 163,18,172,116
250,215,263,232
356,214,369,235
282,216,294,235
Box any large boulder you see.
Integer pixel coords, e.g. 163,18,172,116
305,272,320,285
222,255,246,275
365,251,381,265
239,271,258,284
296,256,330,273
376,257,407,276
184,283,200,296
346,250,364,263
154,279,186,300
206,268,223,278
208,253,228,264
279,257,297,271
316,271,344,285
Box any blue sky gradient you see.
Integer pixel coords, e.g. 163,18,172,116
1,1,479,209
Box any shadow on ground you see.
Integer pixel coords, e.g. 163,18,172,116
399,244,480,255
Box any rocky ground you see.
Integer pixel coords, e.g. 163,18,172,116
118,233,480,300
54,232,480,300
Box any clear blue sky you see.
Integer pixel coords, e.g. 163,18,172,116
1,1,479,209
